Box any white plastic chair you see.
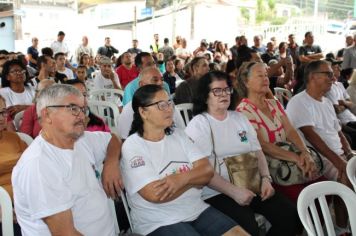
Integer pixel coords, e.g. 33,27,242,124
274,87,292,108
175,103,193,127
13,111,24,131
120,190,134,232
89,88,124,108
16,132,33,146
297,181,356,236
0,186,14,236
88,100,120,136
347,156,356,191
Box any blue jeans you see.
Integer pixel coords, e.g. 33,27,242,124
147,207,237,236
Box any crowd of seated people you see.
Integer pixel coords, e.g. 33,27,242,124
1,30,356,236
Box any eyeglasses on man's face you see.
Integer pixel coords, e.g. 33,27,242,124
144,99,173,111
9,69,26,75
312,71,334,79
210,87,233,97
46,104,89,116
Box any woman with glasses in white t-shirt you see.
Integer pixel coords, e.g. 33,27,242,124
185,71,301,236
120,84,248,236
0,59,35,119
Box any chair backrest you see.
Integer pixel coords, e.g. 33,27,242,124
175,103,193,127
16,132,33,146
274,87,292,108
120,190,134,232
88,100,120,136
297,181,356,236
13,111,25,131
0,186,14,236
347,156,356,191
89,88,124,108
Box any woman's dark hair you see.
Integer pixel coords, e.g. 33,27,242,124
235,45,253,69
41,47,53,57
1,59,32,88
129,84,174,137
225,60,236,74
192,70,236,115
79,53,90,65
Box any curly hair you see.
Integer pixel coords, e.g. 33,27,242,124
192,70,236,116
129,84,174,137
1,59,32,88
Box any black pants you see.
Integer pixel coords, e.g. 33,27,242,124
205,192,302,236
342,121,356,150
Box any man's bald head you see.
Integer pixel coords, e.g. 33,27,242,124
139,66,163,87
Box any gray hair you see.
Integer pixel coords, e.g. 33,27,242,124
139,66,160,82
36,84,82,117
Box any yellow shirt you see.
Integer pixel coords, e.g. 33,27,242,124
0,131,27,199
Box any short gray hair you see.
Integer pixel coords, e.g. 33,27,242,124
36,84,82,117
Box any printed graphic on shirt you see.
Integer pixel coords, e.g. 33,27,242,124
159,161,192,176
238,130,248,143
130,156,145,168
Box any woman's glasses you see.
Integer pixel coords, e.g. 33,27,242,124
210,87,233,96
144,100,173,111
9,70,26,75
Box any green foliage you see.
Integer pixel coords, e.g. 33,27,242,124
240,7,250,22
270,16,288,25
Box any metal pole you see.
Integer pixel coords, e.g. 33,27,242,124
313,0,318,18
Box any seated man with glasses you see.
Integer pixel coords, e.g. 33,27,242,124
286,60,354,234
118,66,184,140
12,84,123,236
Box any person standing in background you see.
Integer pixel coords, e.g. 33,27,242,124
27,37,39,70
97,37,119,59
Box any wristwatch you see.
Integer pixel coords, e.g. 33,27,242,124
261,175,273,183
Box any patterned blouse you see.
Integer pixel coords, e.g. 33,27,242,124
237,98,287,144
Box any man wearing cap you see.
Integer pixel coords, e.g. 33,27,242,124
51,31,70,56
93,56,121,91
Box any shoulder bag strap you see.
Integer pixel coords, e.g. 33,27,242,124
202,114,220,174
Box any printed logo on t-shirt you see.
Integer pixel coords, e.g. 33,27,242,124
130,156,145,168
159,161,192,176
238,130,248,143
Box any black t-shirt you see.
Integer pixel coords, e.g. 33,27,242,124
298,45,322,58
163,72,177,94
27,46,39,68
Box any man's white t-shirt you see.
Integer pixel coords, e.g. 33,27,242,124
325,81,356,124
12,132,115,236
185,111,262,200
118,101,185,139
93,70,121,90
57,67,75,80
0,86,35,107
286,90,343,155
121,130,209,235
92,71,122,106
51,41,69,55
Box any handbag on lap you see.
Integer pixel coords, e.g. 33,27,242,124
204,115,261,194
266,141,323,186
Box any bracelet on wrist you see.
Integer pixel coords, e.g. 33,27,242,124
261,175,273,183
